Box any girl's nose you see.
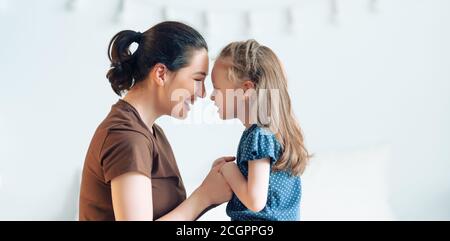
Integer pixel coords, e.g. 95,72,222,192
210,89,216,101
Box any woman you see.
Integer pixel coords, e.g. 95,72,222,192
79,21,233,221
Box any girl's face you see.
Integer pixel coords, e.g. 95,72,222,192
163,49,209,119
210,58,244,120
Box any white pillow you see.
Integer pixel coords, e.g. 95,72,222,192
301,145,395,220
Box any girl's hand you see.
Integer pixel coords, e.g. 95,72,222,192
211,156,236,170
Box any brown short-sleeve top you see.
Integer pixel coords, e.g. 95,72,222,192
79,99,186,220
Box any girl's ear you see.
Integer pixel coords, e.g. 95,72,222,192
243,80,256,101
151,63,168,86
242,80,255,90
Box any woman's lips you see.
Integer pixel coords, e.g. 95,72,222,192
183,100,191,110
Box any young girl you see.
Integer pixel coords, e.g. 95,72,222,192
210,40,310,221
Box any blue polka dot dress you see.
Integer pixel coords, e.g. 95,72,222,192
226,124,302,221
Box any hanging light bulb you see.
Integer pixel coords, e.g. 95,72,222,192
161,5,168,21
368,0,379,14
115,0,125,23
200,10,209,36
64,0,76,12
244,10,252,36
285,6,295,34
329,0,339,25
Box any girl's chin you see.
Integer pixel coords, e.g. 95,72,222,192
218,110,234,120
217,108,225,119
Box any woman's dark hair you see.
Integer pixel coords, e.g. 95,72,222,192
106,21,208,96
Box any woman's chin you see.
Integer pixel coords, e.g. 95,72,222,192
172,110,189,120
170,102,191,119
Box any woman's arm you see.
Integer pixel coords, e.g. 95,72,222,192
220,159,271,212
111,157,235,221
111,172,153,220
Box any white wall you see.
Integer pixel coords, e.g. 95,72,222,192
0,0,449,220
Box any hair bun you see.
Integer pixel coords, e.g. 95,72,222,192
106,58,134,96
106,30,141,95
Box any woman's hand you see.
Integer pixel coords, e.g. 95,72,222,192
198,164,233,206
159,156,235,221
211,156,235,169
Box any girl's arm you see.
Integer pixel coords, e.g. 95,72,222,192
220,159,271,212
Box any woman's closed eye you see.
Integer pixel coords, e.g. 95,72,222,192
193,79,206,97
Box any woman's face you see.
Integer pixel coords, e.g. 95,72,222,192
210,58,242,120
164,49,209,119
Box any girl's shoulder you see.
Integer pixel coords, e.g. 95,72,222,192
240,124,282,164
244,124,281,147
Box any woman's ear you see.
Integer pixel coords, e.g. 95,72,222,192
151,63,168,86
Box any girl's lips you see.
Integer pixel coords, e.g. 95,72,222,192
213,102,221,113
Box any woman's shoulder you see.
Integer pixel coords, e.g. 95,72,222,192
152,123,164,135
98,100,153,141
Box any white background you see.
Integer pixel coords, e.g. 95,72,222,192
0,0,449,220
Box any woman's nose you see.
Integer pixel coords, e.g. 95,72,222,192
195,81,206,98
201,83,206,98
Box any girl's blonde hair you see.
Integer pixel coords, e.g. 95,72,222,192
218,39,311,176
